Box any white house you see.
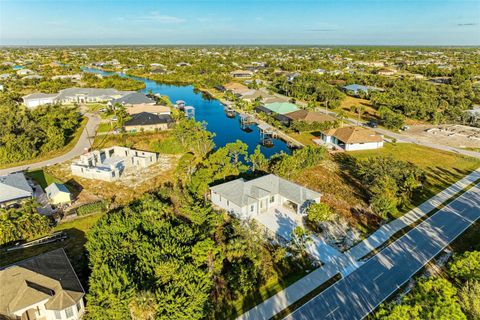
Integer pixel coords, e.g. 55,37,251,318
320,126,384,151
45,183,72,205
71,146,158,181
0,249,85,320
22,87,135,109
210,174,321,220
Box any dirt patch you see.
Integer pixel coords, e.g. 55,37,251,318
46,154,178,206
405,124,480,149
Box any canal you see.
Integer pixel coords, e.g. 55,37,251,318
82,67,291,157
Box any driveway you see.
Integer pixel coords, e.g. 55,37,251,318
253,206,345,264
0,113,100,176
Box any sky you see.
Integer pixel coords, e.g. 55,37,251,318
0,0,479,46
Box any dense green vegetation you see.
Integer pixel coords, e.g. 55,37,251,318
0,103,81,165
0,201,52,246
348,156,425,219
376,251,480,320
85,118,323,319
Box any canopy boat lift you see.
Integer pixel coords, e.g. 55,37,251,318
258,123,277,147
225,106,236,118
239,113,255,132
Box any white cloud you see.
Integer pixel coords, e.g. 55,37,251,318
137,11,185,24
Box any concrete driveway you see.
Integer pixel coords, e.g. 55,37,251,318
253,206,345,264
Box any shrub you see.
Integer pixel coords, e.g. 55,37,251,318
76,201,106,216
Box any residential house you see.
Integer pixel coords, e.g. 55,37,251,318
223,82,254,96
210,174,321,220
71,146,158,182
22,88,135,108
124,112,174,132
284,109,337,126
45,183,72,205
108,92,155,107
0,249,85,320
376,68,397,76
125,104,171,115
320,126,384,151
16,68,35,76
51,74,82,81
263,102,300,115
0,172,33,207
342,84,381,96
230,70,254,78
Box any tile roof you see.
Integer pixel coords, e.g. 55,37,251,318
323,126,384,144
0,249,84,315
110,92,155,105
285,110,336,123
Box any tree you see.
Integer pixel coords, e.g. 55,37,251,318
457,280,480,320
370,176,399,219
290,226,312,258
306,202,334,226
249,145,268,173
449,251,480,282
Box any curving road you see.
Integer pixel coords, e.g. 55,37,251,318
0,113,100,176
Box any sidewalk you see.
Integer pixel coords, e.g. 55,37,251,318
237,168,480,320
345,168,480,261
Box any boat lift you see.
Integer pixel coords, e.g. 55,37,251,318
184,105,195,119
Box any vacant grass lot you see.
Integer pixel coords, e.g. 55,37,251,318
349,142,480,213
26,169,63,189
0,212,104,287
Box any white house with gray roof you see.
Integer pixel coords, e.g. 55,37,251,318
22,87,135,108
0,172,33,207
210,174,321,220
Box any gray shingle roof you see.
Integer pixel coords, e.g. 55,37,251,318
110,92,155,105
210,174,321,207
125,112,173,126
0,173,33,204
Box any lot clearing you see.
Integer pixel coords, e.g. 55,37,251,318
404,124,480,149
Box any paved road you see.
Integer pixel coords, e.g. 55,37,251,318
0,113,100,176
293,98,480,159
345,168,480,261
286,184,480,320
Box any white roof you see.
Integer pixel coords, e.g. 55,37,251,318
210,174,321,207
45,183,70,198
0,173,33,204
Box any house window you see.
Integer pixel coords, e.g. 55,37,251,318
54,310,62,319
250,205,254,212
227,200,229,206
76,301,82,312
65,307,73,318
270,196,275,203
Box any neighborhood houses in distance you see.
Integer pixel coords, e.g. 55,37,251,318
1,1,480,320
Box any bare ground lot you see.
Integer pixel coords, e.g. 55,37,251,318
404,124,480,149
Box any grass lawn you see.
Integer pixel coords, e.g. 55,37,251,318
348,142,480,215
26,169,63,189
0,117,88,170
0,212,104,287
96,122,116,133
449,221,480,253
288,131,319,146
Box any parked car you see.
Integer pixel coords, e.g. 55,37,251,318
366,120,378,128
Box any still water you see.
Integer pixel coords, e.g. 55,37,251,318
83,67,291,157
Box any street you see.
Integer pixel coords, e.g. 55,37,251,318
286,184,480,320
